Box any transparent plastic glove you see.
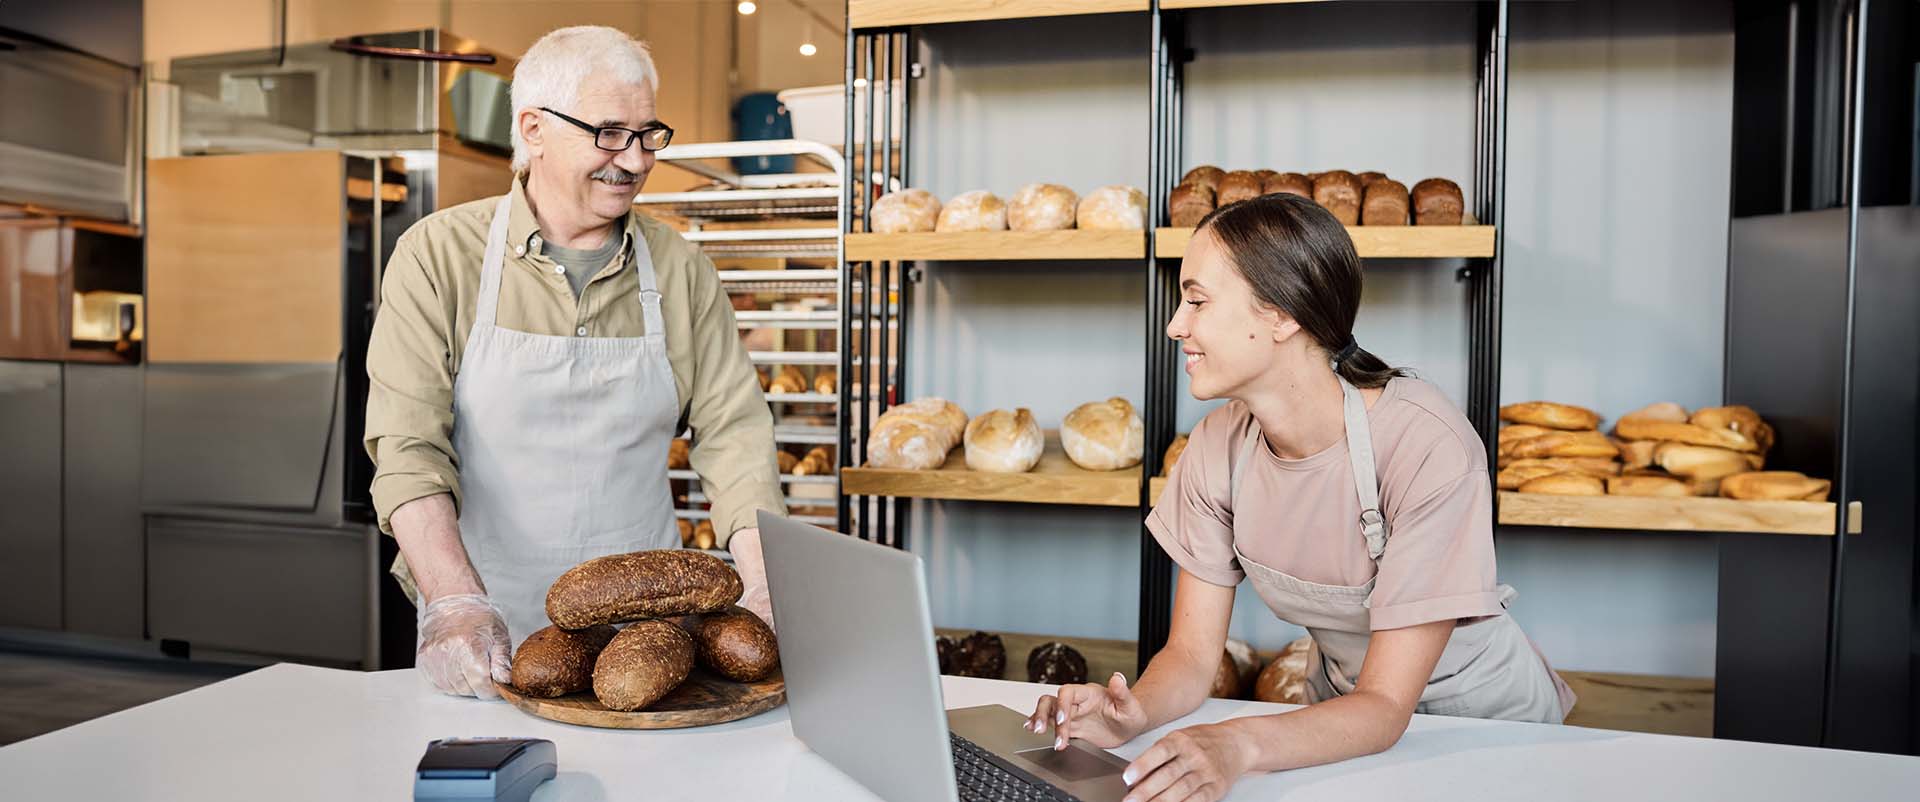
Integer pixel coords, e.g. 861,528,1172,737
416,594,512,700
728,527,775,632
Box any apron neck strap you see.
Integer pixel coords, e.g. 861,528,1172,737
475,195,515,328
1228,377,1392,562
629,234,664,337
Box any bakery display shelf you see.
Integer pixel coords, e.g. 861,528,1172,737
1155,225,1496,259
845,230,1146,261
841,431,1142,507
765,391,839,404
1496,492,1862,537
675,508,836,527
749,350,840,366
1148,476,1168,501
850,0,1148,29
1160,0,1327,9
668,469,838,486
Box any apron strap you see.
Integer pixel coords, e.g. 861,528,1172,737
629,234,665,338
474,195,515,328
1227,380,1392,563
1338,377,1390,560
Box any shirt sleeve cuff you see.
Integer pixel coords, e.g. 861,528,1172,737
1368,589,1506,631
371,474,459,535
710,482,787,548
1145,511,1245,588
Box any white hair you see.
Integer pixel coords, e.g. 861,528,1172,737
510,26,660,174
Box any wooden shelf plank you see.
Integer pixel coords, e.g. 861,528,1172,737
851,0,1148,28
1162,0,1328,8
842,431,1140,507
1497,491,1862,537
1155,225,1496,259
845,230,1145,261
1148,476,1168,502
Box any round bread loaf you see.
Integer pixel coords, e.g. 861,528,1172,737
1160,434,1189,478
510,623,619,698
693,606,780,682
1167,182,1215,228
1007,183,1079,231
546,550,743,629
870,188,941,233
868,398,969,470
1263,172,1312,198
1061,397,1144,471
1254,637,1314,705
1026,641,1088,685
1311,170,1363,225
1217,170,1262,206
1075,185,1147,230
1412,178,1464,225
964,408,1043,473
593,619,695,712
935,190,1007,232
1179,165,1225,192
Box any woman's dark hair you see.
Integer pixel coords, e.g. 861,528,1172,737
1194,193,1407,389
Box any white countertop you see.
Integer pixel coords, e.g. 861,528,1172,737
1,663,1916,801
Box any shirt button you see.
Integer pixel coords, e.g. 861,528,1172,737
576,326,588,337
554,265,566,275
513,245,525,257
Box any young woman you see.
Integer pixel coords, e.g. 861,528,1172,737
1025,193,1574,802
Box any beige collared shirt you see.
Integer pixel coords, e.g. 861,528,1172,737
364,177,784,547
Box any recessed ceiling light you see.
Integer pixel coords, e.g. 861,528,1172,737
799,42,817,56
737,1,756,15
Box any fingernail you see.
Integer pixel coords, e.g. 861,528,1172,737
1055,736,1065,750
1056,710,1066,724
1123,768,1136,785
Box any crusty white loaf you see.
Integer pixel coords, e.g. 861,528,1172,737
870,189,941,233
868,398,969,470
935,190,1008,232
964,409,1043,473
1061,397,1144,471
1007,184,1079,231
1076,186,1147,231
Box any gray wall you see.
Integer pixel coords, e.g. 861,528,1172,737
903,0,1732,678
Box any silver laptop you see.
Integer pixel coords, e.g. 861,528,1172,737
759,511,1131,802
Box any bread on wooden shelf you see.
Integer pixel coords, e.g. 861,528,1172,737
1499,401,1602,431
870,188,941,233
1076,185,1148,231
1217,170,1263,207
1007,183,1079,232
1062,397,1144,471
1412,177,1464,225
867,398,968,470
935,190,1008,232
1262,172,1312,199
1606,474,1690,498
1179,165,1225,193
1311,170,1363,226
1720,471,1831,501
963,408,1043,473
1517,472,1605,496
1361,179,1410,226
1168,182,1215,228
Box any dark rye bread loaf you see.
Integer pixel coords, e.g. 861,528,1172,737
547,550,743,629
693,606,780,682
510,623,619,698
593,620,696,712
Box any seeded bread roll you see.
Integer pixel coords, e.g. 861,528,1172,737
1062,397,1144,471
546,550,743,629
1361,179,1410,226
870,188,941,233
1263,172,1312,199
510,624,619,698
1007,183,1080,231
1179,165,1225,193
1217,171,1263,206
1500,401,1602,430
935,190,1008,232
692,605,780,682
1311,170,1363,225
1412,178,1465,225
951,631,1006,679
1076,185,1148,230
963,408,1043,473
1168,182,1216,227
593,620,695,712
1518,472,1606,496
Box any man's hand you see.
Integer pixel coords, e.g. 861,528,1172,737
727,526,774,631
415,593,512,699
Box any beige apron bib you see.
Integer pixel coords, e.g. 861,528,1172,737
445,196,682,645
1227,377,1575,723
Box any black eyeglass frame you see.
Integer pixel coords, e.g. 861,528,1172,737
539,107,674,153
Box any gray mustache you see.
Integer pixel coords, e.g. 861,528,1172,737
591,167,639,184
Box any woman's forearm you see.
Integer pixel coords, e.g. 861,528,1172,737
1132,638,1226,733
1225,690,1411,771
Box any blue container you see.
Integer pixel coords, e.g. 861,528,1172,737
731,92,794,175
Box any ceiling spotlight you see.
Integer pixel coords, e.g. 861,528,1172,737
737,1,756,14
799,42,817,57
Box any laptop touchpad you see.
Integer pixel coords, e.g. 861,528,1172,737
1013,745,1123,783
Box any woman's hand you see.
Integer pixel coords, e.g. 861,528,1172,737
1025,672,1150,749
1118,720,1256,802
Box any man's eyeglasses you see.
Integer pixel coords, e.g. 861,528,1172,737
540,107,674,153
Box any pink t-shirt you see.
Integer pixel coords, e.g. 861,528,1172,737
1146,377,1507,631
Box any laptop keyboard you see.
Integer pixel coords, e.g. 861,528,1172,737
950,732,1083,802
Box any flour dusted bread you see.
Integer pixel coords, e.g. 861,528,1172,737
1500,401,1601,430
1361,179,1410,226
1007,183,1079,231
1311,170,1363,225
1720,471,1830,501
1168,182,1215,227
870,188,941,233
963,408,1043,473
1412,178,1464,225
1217,171,1263,207
868,397,968,470
935,190,1008,232
1254,637,1314,705
1061,397,1144,470
1077,185,1148,230
1263,172,1312,199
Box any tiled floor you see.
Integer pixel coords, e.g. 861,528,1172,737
0,650,254,745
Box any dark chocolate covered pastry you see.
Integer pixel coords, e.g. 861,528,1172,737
950,631,1006,679
1025,641,1088,685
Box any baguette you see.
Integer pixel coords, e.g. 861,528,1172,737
1616,419,1760,452
546,550,743,629
1497,463,1563,490
1500,430,1619,460
1502,457,1622,477
510,624,619,698
1652,442,1754,481
1499,401,1601,431
1517,472,1605,496
692,606,780,682
593,620,695,712
1498,424,1554,445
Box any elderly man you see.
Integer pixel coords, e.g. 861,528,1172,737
365,26,784,699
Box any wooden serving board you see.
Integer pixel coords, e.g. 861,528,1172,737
495,669,785,729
